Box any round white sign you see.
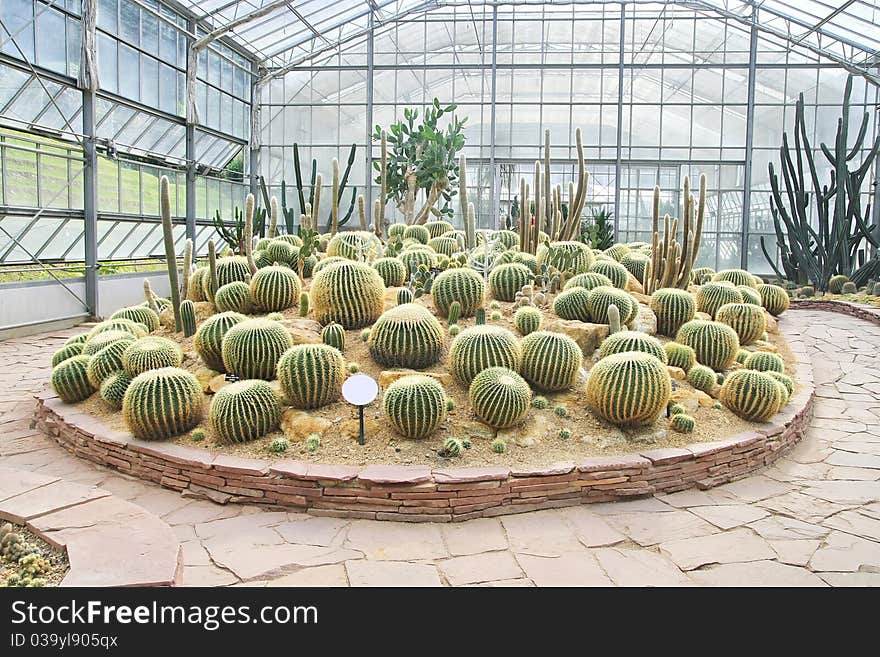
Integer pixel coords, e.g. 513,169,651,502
342,374,379,407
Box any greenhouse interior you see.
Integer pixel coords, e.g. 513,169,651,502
0,0,878,592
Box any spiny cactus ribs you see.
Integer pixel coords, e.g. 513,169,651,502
123,367,203,440
586,352,671,427
277,343,346,409
520,331,583,392
368,304,445,369
449,324,521,385
210,379,281,443
469,366,532,428
383,374,447,439
310,260,386,329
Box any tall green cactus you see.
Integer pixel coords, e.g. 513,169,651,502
277,343,346,409
180,238,193,302
206,240,218,303
469,366,531,429
586,352,671,427
122,367,203,440
180,300,196,338
159,176,182,332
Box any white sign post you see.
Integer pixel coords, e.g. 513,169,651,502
341,374,379,445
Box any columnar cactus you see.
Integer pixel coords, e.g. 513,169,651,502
696,282,744,318
489,263,533,302
86,338,135,387
52,343,83,368
447,301,461,326
250,265,301,312
514,306,543,336
100,371,132,409
215,281,253,314
743,351,785,373
737,286,763,306
719,369,787,421
222,318,294,380
299,292,310,317
432,268,486,317
598,331,667,363
676,319,740,371
687,364,717,393
373,257,407,287
403,225,430,244
589,260,629,289
215,256,252,288
716,302,767,346
368,304,445,369
757,284,790,316
449,325,521,384
586,352,671,427
552,287,592,322
111,306,159,332
587,286,637,324
382,374,447,439
210,380,281,443
122,367,203,440
310,260,386,329
193,311,247,371
205,240,219,302
650,288,697,337
321,323,345,352
50,355,95,402
276,343,346,409
664,342,696,371
520,330,583,392
469,367,531,428
712,269,757,288
563,271,613,292
122,337,184,377
180,300,196,338
159,176,182,332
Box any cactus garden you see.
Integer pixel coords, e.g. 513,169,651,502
47,170,801,469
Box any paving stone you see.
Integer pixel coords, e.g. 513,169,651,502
690,504,769,530
657,488,740,508
594,548,693,587
748,515,830,541
688,560,827,587
757,491,854,523
817,572,880,587
824,451,880,470
809,530,880,572
768,539,821,567
516,551,612,586
802,480,880,505
182,565,239,587
0,466,59,502
345,560,441,587
438,551,523,586
827,466,880,481
501,508,622,556
589,497,675,515
194,512,290,539
343,520,447,561
180,540,212,567
161,501,241,526
605,510,718,547
0,480,110,524
659,527,775,571
266,564,349,587
441,518,508,556
716,475,793,503
822,510,880,542
275,517,349,547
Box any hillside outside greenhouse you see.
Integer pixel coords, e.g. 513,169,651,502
0,0,878,605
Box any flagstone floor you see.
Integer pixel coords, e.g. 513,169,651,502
1,309,878,586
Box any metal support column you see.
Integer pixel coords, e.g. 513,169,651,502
185,18,197,242
740,9,759,269
613,4,626,238
365,9,375,218
250,61,260,201
82,89,99,317
488,5,498,227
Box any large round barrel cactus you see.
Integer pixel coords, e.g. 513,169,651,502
50,355,95,403
221,318,294,380
215,256,251,288
432,268,486,317
100,371,132,409
621,252,649,285
368,304,445,369
514,306,543,336
743,351,785,373
520,330,583,392
122,367,203,440
52,343,83,368
312,256,348,276
399,248,437,273
86,338,135,388
664,342,696,371
111,306,159,332
215,281,253,314
402,225,430,244
425,220,454,239
587,286,637,324
373,257,407,287
327,231,382,261
87,318,147,340
737,286,762,306
210,379,281,443
828,274,849,294
449,325,521,384
122,337,183,377
720,369,787,421
553,287,592,321
563,272,613,292
489,263,533,302
650,288,696,337
265,240,296,266
676,319,740,371
757,284,790,316
310,260,386,329
512,252,539,273
586,352,671,427
250,265,301,312
277,343,346,409
469,367,531,429
604,243,630,261
712,269,757,288
696,282,743,318
537,241,593,273
589,260,629,290
193,311,247,371
716,302,766,346
383,374,447,439
428,236,458,257
598,331,667,363
387,223,407,238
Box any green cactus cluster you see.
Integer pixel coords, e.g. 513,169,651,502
122,367,203,440
743,351,785,373
586,352,672,427
696,282,744,318
650,288,696,337
432,268,486,317
449,325,521,384
715,302,767,346
383,374,447,439
676,320,740,371
720,369,787,421
553,287,592,322
519,330,583,392
489,263,533,302
50,354,95,402
250,265,301,312
757,284,790,316
100,371,132,409
111,306,159,332
122,337,183,378
277,343,346,409
221,318,293,380
664,342,696,371
210,379,281,443
513,306,543,336
321,323,345,352
215,281,253,314
193,311,247,371
310,260,386,329
469,367,531,428
373,257,407,287
368,304,445,369
598,331,667,363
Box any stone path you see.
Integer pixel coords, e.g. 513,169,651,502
1,310,878,587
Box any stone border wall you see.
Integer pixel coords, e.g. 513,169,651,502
790,298,880,324
32,331,814,522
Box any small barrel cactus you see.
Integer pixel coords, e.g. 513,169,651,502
736,349,751,364
587,286,637,324
598,331,667,363
122,336,183,378
489,263,533,302
828,274,849,294
425,220,454,238
687,363,717,393
520,330,583,392
277,343,346,409
403,224,430,244
842,281,859,294
310,260,386,329
469,367,531,428
671,414,695,433
449,324,521,384
715,302,767,346
712,269,757,288
676,320,740,371
265,239,296,265
621,252,649,284
221,318,294,380
696,282,743,318
52,343,83,368
193,311,247,371
250,265,302,312
737,286,762,306
215,255,251,288
743,351,785,373
442,437,463,457
86,338,135,388
321,322,346,352
50,354,95,402
768,371,794,399
563,271,613,292
210,379,281,443
269,437,289,453
383,375,447,439
757,284,790,316
327,231,382,261
491,438,507,454
100,371,132,409
397,288,414,305
122,367,203,440
669,403,686,415
373,257,407,287
650,288,697,337
65,333,89,347
586,352,671,427
553,287,592,321
720,369,787,421
589,260,629,289
513,306,543,336
368,304,444,369
111,305,159,332
664,342,696,371
180,300,197,338
215,281,253,314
